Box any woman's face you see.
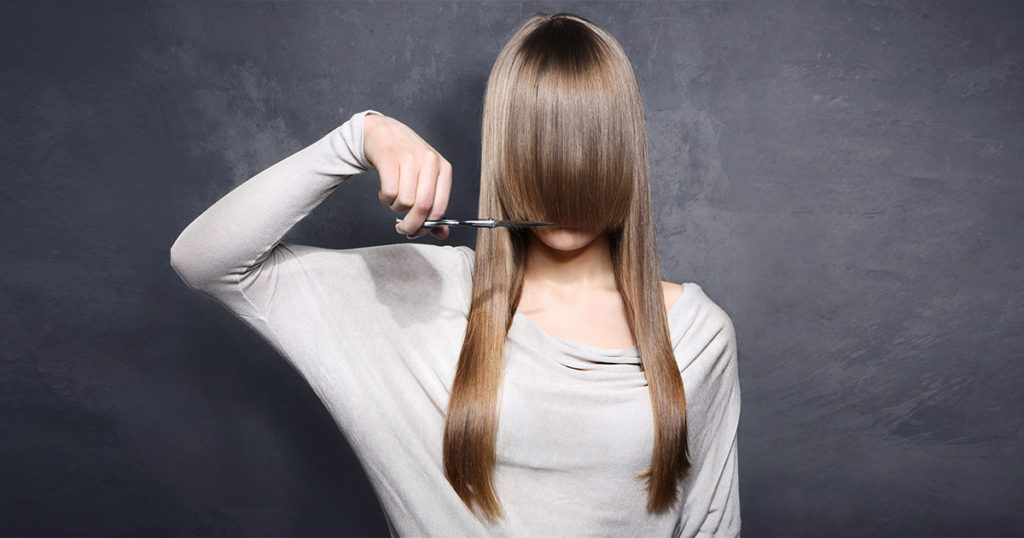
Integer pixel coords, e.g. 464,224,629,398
530,226,604,252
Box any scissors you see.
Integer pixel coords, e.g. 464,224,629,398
396,218,556,229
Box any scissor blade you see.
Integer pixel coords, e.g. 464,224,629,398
494,221,556,227
405,218,556,228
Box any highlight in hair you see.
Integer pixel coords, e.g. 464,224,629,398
443,12,690,521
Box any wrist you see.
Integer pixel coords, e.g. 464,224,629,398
360,109,385,170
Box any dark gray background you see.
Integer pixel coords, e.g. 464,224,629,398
2,0,1021,536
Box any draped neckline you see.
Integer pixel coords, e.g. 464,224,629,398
508,283,695,368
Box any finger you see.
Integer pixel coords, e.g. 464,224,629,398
377,162,399,207
427,160,452,240
389,155,418,213
429,226,450,240
407,228,431,240
429,159,452,221
398,160,439,235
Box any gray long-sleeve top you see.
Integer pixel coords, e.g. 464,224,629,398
170,109,742,537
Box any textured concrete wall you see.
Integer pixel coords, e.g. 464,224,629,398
2,1,1021,535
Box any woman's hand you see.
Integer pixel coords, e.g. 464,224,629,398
363,113,452,240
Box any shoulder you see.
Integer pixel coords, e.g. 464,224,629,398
376,243,474,313
278,242,475,311
668,282,737,373
278,242,472,271
366,243,475,311
271,242,474,292
670,282,735,335
405,243,475,286
364,242,474,271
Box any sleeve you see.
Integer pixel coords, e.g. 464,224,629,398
169,109,383,318
675,293,741,537
695,312,741,537
702,435,740,537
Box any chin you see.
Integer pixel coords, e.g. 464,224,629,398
532,226,602,251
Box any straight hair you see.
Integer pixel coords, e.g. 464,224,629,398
442,12,690,521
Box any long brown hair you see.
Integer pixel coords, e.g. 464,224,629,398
442,12,690,520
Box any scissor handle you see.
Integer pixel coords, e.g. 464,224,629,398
421,219,463,228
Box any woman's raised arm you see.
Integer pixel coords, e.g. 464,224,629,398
169,109,453,318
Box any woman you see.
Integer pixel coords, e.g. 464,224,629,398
171,12,740,537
